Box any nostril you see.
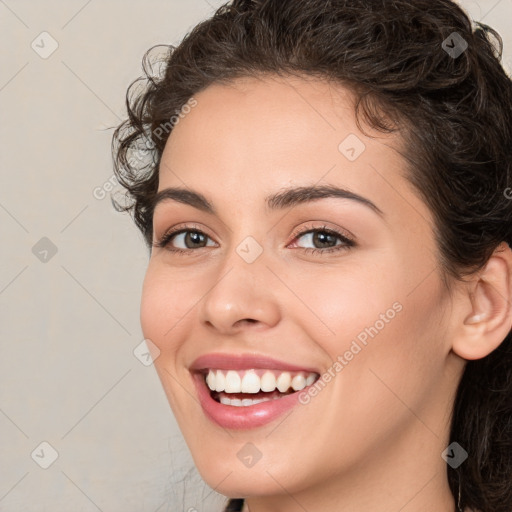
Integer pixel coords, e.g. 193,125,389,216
235,318,258,326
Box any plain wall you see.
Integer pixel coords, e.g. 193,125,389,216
1,1,511,510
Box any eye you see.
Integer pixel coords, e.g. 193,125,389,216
153,224,355,255
289,225,355,254
153,225,217,253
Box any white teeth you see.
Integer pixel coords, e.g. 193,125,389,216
205,368,318,394
220,395,274,406
291,373,306,391
241,370,260,394
260,371,276,392
215,370,226,392
225,370,241,393
306,373,316,386
206,371,216,390
276,372,292,392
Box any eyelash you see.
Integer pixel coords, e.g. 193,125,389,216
153,223,356,256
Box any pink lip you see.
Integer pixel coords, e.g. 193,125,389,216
192,372,309,430
189,352,319,373
189,353,320,430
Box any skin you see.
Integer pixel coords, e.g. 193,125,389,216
140,74,512,512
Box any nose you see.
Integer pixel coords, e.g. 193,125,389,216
199,255,281,335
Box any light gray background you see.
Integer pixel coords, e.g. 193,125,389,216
1,1,511,511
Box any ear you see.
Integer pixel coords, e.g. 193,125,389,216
451,242,512,360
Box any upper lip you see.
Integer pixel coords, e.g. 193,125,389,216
189,353,320,374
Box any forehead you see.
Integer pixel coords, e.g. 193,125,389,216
157,75,430,227
163,74,371,164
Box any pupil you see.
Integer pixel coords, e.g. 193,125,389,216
186,231,205,248
314,231,335,248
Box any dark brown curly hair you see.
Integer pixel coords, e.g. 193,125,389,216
111,1,512,511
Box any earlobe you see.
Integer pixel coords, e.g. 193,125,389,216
452,242,512,361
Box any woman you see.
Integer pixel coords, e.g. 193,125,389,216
112,0,512,510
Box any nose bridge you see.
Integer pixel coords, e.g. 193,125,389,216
199,235,281,332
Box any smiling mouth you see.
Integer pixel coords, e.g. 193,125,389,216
203,368,319,407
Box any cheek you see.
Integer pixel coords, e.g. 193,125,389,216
139,265,200,414
140,272,166,351
291,248,446,359
287,259,402,351
140,264,198,350
292,260,449,422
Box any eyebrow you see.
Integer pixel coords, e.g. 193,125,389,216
152,185,384,217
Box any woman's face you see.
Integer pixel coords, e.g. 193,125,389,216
140,75,463,502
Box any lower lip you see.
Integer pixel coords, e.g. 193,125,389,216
192,373,306,430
